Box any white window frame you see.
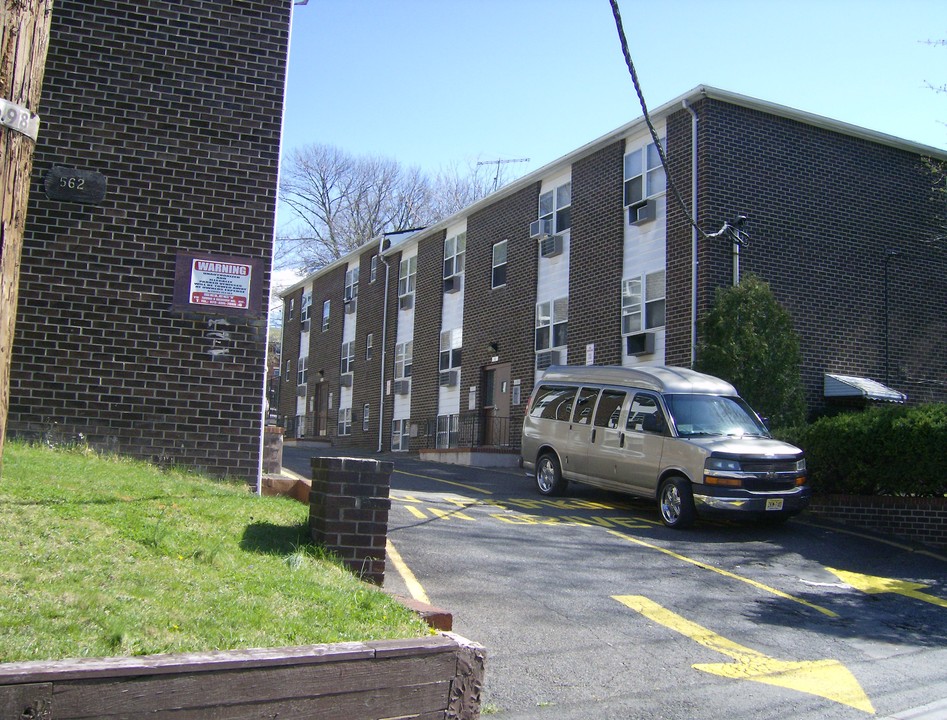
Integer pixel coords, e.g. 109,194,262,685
340,340,355,375
491,240,507,289
297,355,308,385
344,266,359,302
362,403,370,432
366,333,373,360
439,328,462,371
539,182,572,234
395,341,413,379
300,291,312,323
287,297,295,321
436,414,459,449
443,232,466,279
391,418,410,451
622,270,666,334
370,255,378,283
624,139,666,207
322,300,330,332
338,407,351,436
398,256,417,297
535,297,569,352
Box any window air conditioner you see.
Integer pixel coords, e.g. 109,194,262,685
399,294,414,310
300,319,310,333
393,379,411,395
438,369,459,387
443,275,461,294
340,373,353,388
296,383,307,397
536,349,561,371
626,332,655,356
629,199,656,225
343,298,356,314
539,235,563,258
529,218,553,239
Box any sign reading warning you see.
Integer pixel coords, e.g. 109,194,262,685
189,259,253,309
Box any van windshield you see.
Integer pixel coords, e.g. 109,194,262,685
663,394,769,438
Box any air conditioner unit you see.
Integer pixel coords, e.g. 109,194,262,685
393,379,411,395
539,235,563,258
626,332,655,356
438,369,459,387
529,218,553,239
340,373,353,388
296,383,307,397
300,319,310,333
536,349,561,371
629,199,656,225
343,298,356,314
398,294,414,310
443,275,461,294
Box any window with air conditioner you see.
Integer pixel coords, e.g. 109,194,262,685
398,255,416,301
439,328,462,372
538,182,572,234
622,270,665,355
395,341,412,386
624,140,666,224
535,297,568,369
443,232,466,280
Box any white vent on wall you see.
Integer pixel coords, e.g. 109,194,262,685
536,349,561,370
539,235,563,258
529,218,553,239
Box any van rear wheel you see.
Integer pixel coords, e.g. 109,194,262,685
659,477,695,529
536,453,567,496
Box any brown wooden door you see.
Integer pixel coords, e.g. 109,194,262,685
482,363,511,446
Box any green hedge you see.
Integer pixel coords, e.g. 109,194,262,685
777,404,947,496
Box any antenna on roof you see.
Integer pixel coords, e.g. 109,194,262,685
477,157,530,191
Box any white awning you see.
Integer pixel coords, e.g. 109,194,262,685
824,374,906,403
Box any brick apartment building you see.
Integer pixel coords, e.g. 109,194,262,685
8,1,291,483
278,86,947,455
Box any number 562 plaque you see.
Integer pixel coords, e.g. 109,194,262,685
44,165,107,204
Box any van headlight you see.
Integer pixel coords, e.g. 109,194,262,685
704,457,743,487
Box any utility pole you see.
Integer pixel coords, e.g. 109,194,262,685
477,157,530,191
0,0,55,477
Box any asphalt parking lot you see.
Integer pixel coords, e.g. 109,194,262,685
282,445,947,720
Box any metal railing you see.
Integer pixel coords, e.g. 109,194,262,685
413,412,520,451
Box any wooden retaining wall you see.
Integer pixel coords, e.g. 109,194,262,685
0,633,485,720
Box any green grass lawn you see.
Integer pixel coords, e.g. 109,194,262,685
0,441,430,663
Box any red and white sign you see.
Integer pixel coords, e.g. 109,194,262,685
189,259,252,309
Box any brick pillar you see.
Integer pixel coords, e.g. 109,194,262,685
309,457,392,585
262,426,283,474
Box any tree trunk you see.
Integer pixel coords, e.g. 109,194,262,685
0,0,55,477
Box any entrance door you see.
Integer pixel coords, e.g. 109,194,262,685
482,363,511,446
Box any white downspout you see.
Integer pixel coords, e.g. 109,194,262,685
377,236,390,453
683,99,699,367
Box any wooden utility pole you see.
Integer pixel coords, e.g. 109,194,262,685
0,0,54,477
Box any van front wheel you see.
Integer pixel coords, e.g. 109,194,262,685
536,453,567,496
659,477,695,529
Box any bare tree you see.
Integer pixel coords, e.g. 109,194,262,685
276,145,524,273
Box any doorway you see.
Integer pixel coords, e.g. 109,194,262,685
482,363,511,447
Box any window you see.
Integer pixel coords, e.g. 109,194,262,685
439,328,462,371
300,291,312,323
529,385,578,421
624,140,666,207
622,270,666,334
594,390,627,429
395,341,413,379
338,407,351,436
539,182,572,234
443,232,466,278
398,256,417,297
322,300,330,332
572,387,599,425
436,414,459,449
391,419,410,451
344,266,359,302
491,241,507,289
285,358,292,377
366,333,373,360
535,297,569,351
340,341,355,375
362,404,370,432
626,393,665,434
287,297,295,321
297,356,308,385
370,255,378,283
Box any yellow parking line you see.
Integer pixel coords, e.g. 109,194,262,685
386,539,430,605
608,530,838,618
393,469,493,495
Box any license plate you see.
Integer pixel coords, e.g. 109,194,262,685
765,498,784,511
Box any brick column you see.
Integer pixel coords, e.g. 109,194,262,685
309,457,392,585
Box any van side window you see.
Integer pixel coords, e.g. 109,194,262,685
627,394,665,434
594,390,626,429
530,385,577,421
572,387,599,425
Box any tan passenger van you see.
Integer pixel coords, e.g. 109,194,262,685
520,365,810,528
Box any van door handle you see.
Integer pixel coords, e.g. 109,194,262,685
591,428,597,444
620,433,625,448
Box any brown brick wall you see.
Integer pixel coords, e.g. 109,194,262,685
10,0,291,481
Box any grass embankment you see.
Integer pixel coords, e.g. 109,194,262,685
0,441,430,663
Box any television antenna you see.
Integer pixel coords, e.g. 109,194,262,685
477,157,530,191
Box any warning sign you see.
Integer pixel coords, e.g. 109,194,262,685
189,259,252,309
